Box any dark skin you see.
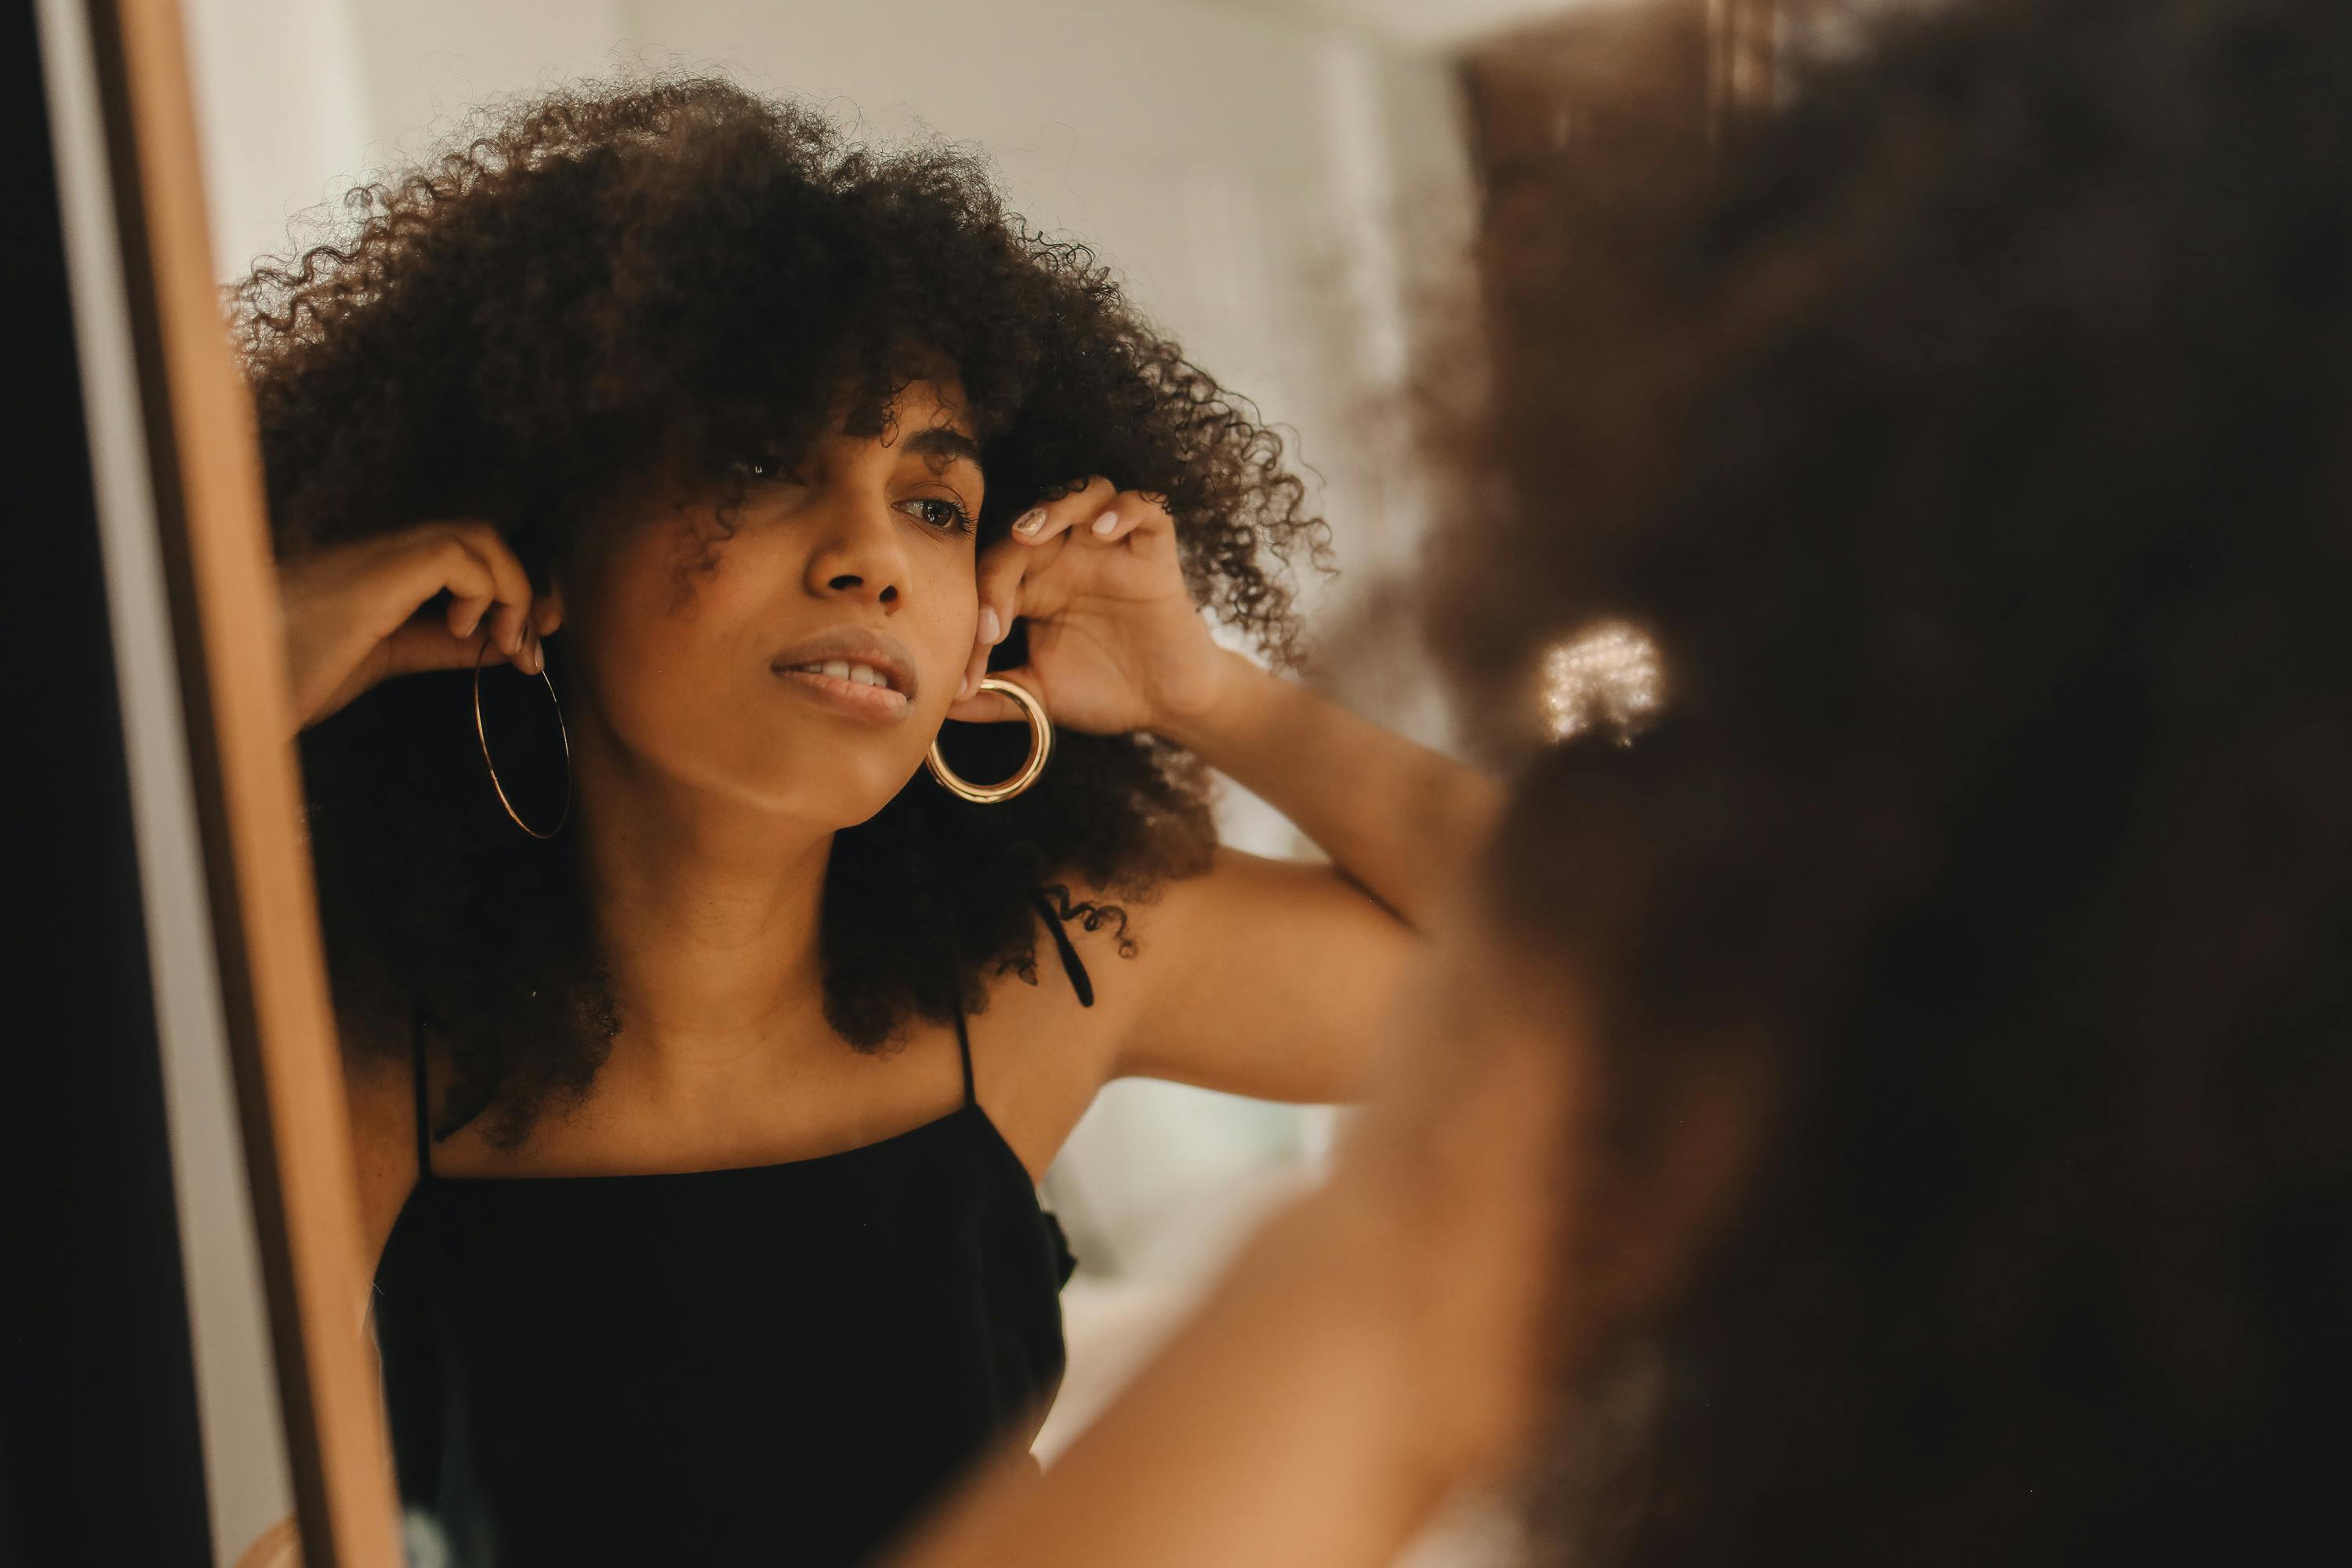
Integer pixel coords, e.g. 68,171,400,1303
281,380,1503,1319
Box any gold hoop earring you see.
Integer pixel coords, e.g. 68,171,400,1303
927,677,1052,804
474,640,572,838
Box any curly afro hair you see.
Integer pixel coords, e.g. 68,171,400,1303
1428,0,2350,1562
238,77,1325,1145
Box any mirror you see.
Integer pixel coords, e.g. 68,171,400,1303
32,2,1762,1563
34,4,2335,1565
27,0,398,1563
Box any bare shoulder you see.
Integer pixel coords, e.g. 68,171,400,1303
1113,843,1403,964
967,851,1276,1081
1080,845,1417,1102
1009,855,1229,1031
959,868,1190,1174
1011,847,1369,1025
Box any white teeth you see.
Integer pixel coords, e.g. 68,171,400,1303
789,659,894,692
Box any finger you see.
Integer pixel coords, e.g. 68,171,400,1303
490,593,561,671
1006,476,1117,547
481,597,532,666
944,670,1035,724
423,523,536,655
415,539,509,649
474,626,544,677
445,590,494,642
1078,490,1156,546
953,639,990,706
973,540,1034,652
379,619,501,677
445,521,537,613
395,603,546,681
408,535,499,642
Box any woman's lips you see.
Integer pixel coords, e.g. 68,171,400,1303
775,666,913,723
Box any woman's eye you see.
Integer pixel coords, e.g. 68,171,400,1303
898,496,975,533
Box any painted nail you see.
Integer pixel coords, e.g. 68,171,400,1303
979,606,1003,645
1013,508,1047,537
1091,510,1120,536
528,637,545,675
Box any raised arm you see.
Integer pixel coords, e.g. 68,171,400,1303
1156,645,1504,935
276,522,557,1283
953,478,1503,1102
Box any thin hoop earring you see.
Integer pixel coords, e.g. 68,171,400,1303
927,676,1052,804
474,639,572,838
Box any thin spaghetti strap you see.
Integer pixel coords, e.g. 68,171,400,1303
410,1009,434,1181
1032,891,1096,1008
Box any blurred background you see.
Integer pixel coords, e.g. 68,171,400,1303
159,2,1747,1562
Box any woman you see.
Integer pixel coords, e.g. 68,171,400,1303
253,81,1498,1566
886,0,2350,1563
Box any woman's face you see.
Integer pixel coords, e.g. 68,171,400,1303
561,379,985,830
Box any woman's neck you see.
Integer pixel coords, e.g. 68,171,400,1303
572,764,842,1106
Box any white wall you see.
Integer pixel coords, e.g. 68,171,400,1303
190,0,1472,633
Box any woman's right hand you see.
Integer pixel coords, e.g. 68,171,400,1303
279,521,561,735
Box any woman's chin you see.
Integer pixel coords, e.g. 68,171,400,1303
731,745,929,830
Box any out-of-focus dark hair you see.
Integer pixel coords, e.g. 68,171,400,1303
1431,0,2350,1559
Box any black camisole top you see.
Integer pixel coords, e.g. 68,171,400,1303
372,898,1092,1567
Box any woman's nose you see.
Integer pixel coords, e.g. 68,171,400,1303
822,568,898,606
805,502,906,607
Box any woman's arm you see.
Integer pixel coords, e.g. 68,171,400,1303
278,518,560,738
1120,655,1505,1094
346,1048,419,1284
1084,847,1414,1101
1156,647,1504,935
956,479,1504,1102
274,521,541,1280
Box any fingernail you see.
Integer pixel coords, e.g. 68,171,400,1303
979,606,1002,645
529,637,546,675
957,671,972,700
1091,510,1120,536
1013,508,1047,537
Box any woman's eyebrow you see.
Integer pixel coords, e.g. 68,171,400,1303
900,426,985,473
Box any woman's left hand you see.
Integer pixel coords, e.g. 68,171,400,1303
948,477,1237,735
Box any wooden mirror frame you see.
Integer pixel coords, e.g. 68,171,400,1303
44,1,404,1562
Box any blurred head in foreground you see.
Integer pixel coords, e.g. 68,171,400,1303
1433,0,2350,1559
